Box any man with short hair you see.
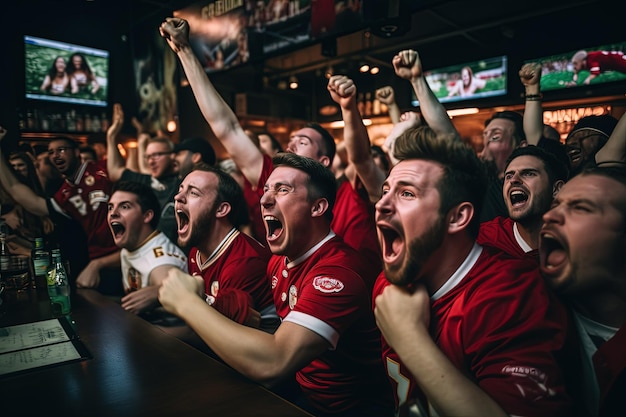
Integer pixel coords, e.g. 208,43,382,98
540,165,626,417
173,164,276,330
373,127,578,416
478,145,569,259
159,153,394,417
108,180,187,315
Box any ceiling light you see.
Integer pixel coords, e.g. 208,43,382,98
329,119,372,129
359,62,370,73
446,107,479,118
289,75,298,89
325,65,333,79
370,66,380,75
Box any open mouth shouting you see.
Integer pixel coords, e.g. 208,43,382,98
264,215,284,242
110,221,126,243
539,228,568,280
377,222,404,266
176,208,190,237
508,188,529,209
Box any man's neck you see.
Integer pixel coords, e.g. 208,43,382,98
514,218,542,250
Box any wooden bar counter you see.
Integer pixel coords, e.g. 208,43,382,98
0,288,313,417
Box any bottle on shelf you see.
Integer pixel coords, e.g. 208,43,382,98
31,237,50,290
47,248,71,316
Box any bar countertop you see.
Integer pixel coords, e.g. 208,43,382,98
0,289,313,417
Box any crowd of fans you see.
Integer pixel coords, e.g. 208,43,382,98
1,15,624,417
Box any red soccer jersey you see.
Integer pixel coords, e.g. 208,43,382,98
478,215,538,262
245,154,382,273
268,233,393,415
372,244,577,417
50,160,117,259
586,50,626,76
188,229,274,320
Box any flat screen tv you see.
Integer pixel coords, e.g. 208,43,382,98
24,35,109,107
525,41,626,91
411,55,508,106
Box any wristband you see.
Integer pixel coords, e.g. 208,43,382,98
525,93,543,101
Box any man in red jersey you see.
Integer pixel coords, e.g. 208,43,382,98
568,49,626,86
0,128,122,295
372,128,579,416
174,164,277,331
478,145,568,260
159,17,381,274
540,165,626,417
159,153,394,417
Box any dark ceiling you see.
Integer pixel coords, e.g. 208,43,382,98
11,0,624,115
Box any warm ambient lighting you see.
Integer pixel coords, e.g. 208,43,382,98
359,62,370,73
369,66,380,75
329,119,372,129
446,107,480,117
289,75,298,89
167,119,177,132
325,66,333,79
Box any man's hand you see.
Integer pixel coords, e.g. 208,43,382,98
374,283,431,350
158,268,204,316
121,285,160,315
159,18,191,53
392,49,423,81
107,103,124,141
519,62,542,88
375,86,396,105
327,75,357,109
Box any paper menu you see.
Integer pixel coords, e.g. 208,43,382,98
0,318,85,376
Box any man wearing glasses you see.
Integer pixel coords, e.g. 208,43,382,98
0,129,123,296
106,103,181,246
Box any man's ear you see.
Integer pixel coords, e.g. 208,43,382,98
318,155,331,168
191,152,202,164
215,201,231,219
311,198,329,218
552,180,565,197
143,209,155,224
447,202,474,234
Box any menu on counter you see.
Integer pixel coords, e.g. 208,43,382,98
0,318,90,377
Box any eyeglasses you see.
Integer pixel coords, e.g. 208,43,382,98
144,152,173,161
48,147,73,156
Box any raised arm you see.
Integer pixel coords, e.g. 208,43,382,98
375,86,401,124
0,127,49,217
393,49,460,141
327,75,386,202
131,116,151,175
159,17,263,185
106,103,127,182
519,62,544,146
595,110,626,165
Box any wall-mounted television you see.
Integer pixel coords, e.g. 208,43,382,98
411,55,508,106
525,41,626,91
24,35,109,107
